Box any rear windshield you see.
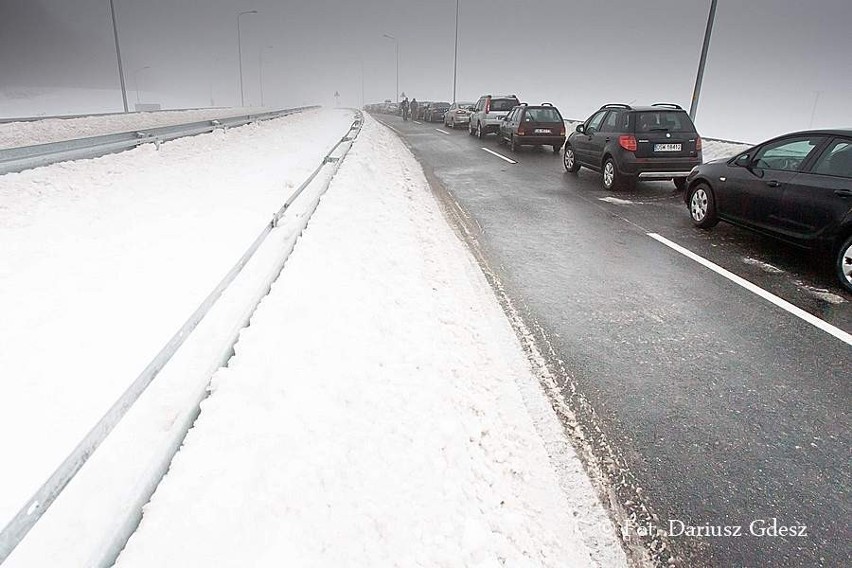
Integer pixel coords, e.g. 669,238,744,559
525,108,562,122
489,98,519,112
635,111,695,133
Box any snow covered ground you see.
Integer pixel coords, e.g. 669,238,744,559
111,114,624,567
2,109,626,566
0,108,354,531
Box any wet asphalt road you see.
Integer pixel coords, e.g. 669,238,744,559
373,114,851,568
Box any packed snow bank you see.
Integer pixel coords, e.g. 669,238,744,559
702,138,750,162
0,108,354,531
113,115,625,567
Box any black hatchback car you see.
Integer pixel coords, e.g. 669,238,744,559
496,103,566,153
564,103,702,191
685,129,852,292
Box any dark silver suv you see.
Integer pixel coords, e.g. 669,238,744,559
563,103,703,191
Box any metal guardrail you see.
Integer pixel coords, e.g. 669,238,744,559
0,111,363,564
0,107,239,124
0,106,319,176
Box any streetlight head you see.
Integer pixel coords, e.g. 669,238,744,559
383,33,396,40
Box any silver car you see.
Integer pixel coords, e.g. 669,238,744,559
444,102,475,128
469,94,521,138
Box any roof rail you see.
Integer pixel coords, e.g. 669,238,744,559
600,103,632,110
652,102,683,109
541,102,553,106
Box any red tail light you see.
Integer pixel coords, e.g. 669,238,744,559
695,136,703,151
619,135,637,152
559,126,565,136
484,99,490,114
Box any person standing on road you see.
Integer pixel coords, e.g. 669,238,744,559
410,98,418,121
401,96,410,121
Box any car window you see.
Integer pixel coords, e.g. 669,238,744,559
635,111,694,133
601,111,620,133
526,108,562,122
586,111,607,134
489,98,519,112
753,136,826,172
811,138,852,178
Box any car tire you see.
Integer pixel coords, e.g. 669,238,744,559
510,136,518,152
563,145,580,173
477,123,485,139
469,122,475,136
674,177,687,191
553,145,560,154
688,183,719,229
836,235,852,293
602,157,624,190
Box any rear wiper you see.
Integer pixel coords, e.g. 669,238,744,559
649,127,670,132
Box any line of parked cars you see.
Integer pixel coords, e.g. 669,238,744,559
367,94,852,293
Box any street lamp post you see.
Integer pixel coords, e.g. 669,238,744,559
383,33,399,104
689,0,718,121
133,66,151,106
452,0,460,103
237,10,258,107
109,0,129,112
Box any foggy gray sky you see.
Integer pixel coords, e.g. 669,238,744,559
1,0,851,142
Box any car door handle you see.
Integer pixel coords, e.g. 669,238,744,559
605,137,611,142
766,180,782,188
835,189,852,198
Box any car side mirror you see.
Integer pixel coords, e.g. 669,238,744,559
576,124,585,133
734,154,752,168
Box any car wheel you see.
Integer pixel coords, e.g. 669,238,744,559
510,136,518,152
836,235,852,293
563,145,580,173
477,123,484,139
602,158,621,190
469,122,475,136
688,183,719,229
553,145,560,154
674,177,687,191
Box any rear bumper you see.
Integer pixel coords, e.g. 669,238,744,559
448,115,470,124
618,156,702,178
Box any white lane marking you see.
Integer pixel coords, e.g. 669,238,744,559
648,233,852,346
413,121,422,125
435,128,450,135
481,147,518,164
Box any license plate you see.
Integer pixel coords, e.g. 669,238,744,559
654,143,682,152
534,129,551,134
